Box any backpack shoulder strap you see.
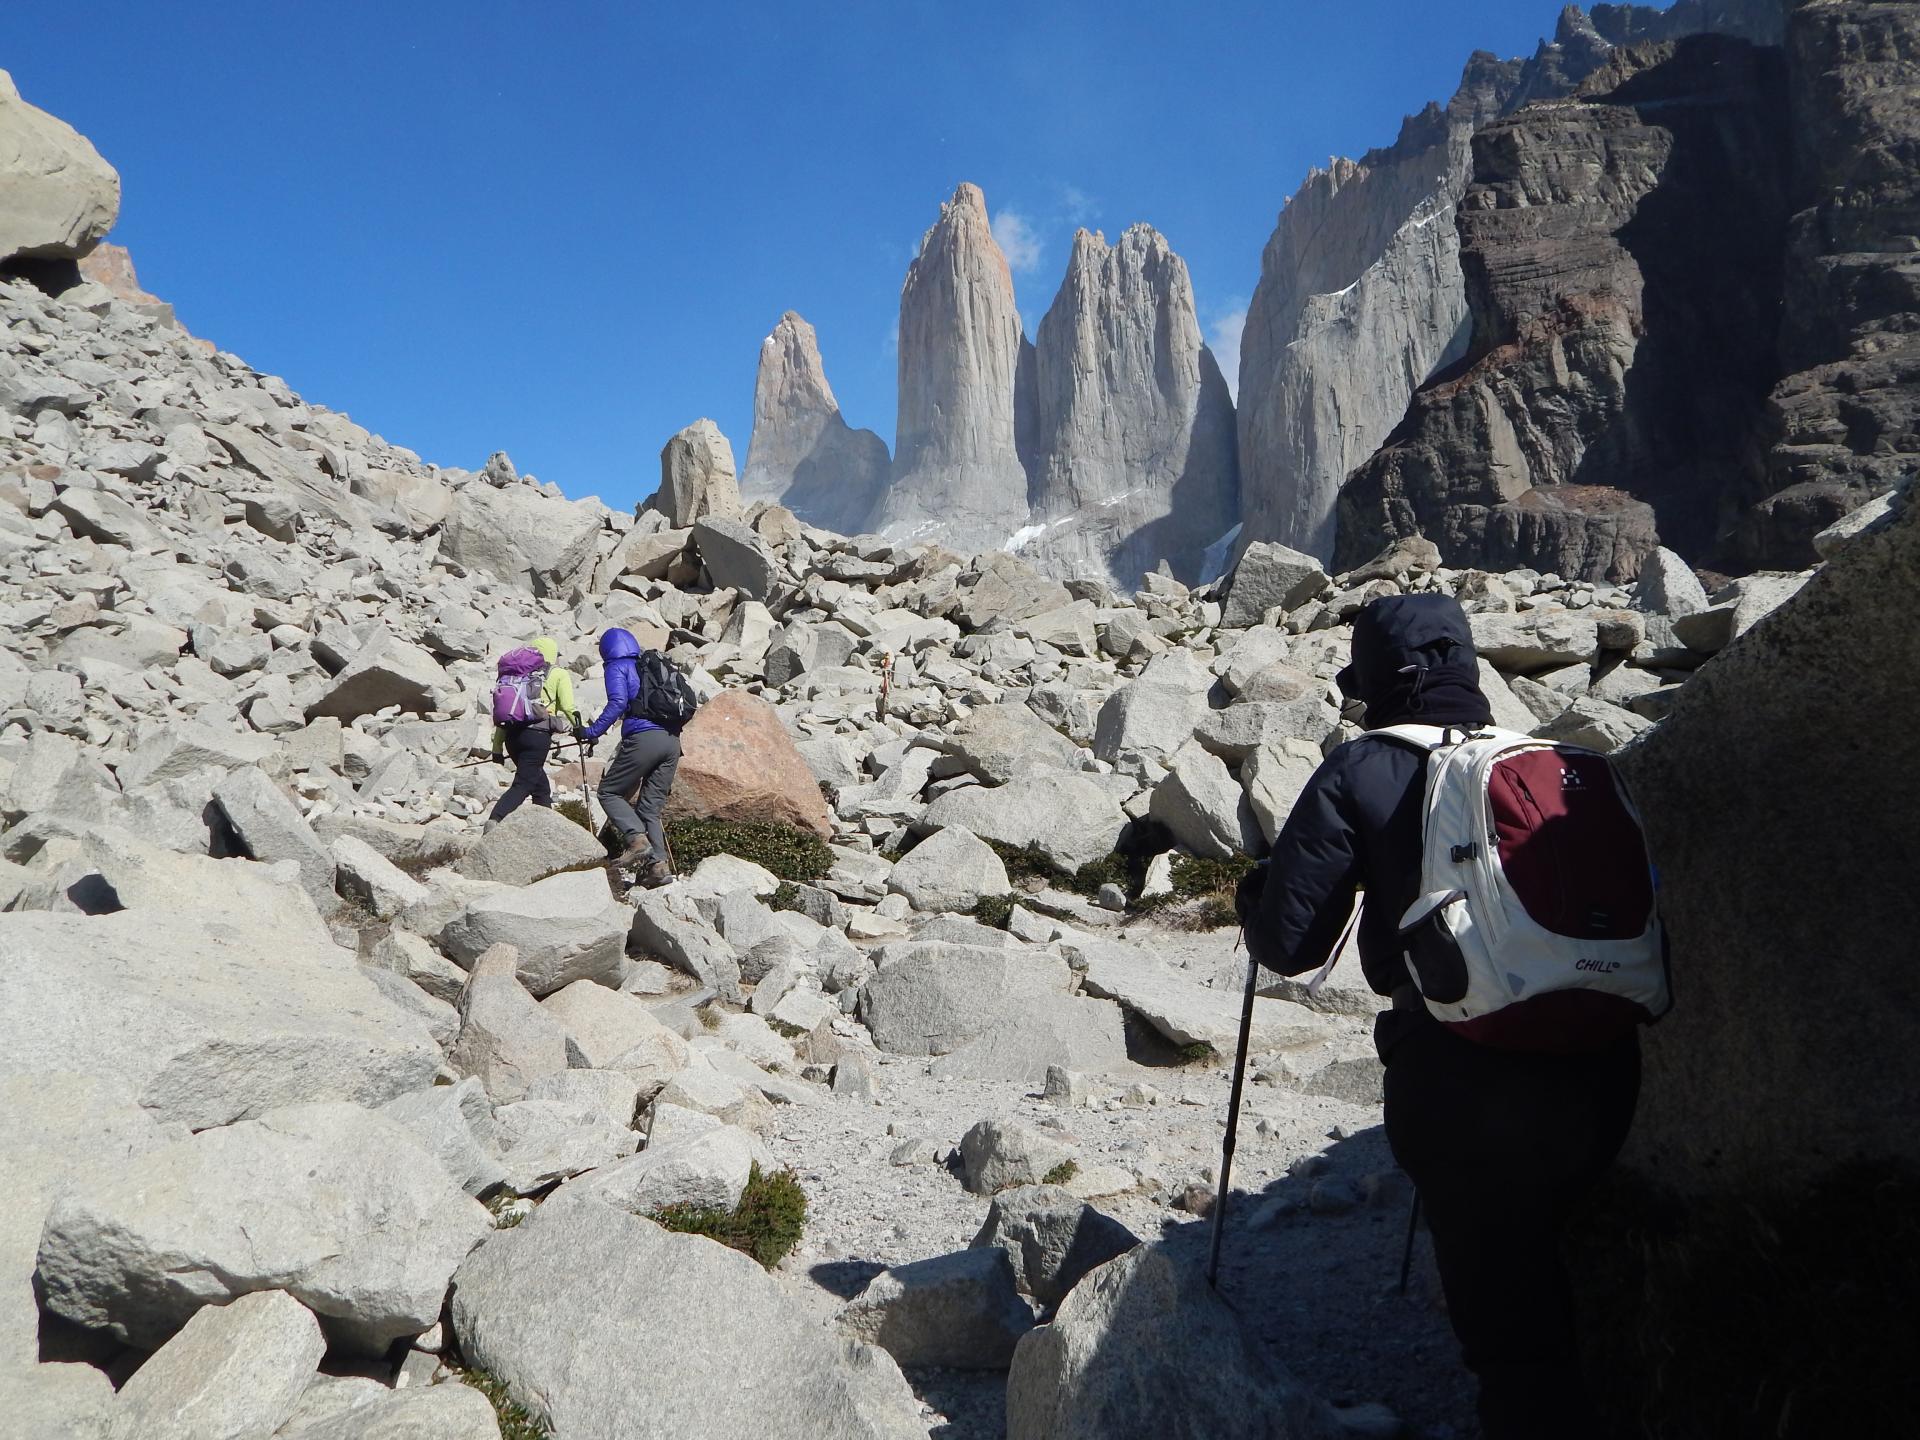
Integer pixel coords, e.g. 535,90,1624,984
1364,723,1451,753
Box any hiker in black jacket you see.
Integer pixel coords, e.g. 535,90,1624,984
1236,594,1639,1439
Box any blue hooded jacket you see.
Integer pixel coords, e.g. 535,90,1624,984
582,627,661,741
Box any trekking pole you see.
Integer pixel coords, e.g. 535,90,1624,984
1209,893,1365,1289
1398,1193,1422,1294
1207,922,1261,1290
575,738,595,834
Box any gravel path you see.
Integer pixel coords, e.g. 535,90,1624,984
758,919,1480,1439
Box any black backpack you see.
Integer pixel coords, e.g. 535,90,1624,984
627,650,700,732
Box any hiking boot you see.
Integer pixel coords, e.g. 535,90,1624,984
638,858,674,889
612,833,652,869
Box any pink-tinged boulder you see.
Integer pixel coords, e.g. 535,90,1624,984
665,692,833,839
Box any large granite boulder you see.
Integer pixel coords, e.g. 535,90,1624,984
0,909,438,1130
1615,475,1920,1195
107,1289,325,1440
1005,1245,1340,1440
664,690,834,838
915,770,1127,873
450,1194,929,1439
0,69,119,263
970,1184,1140,1310
651,418,743,527
837,1248,1035,1370
438,869,629,997
438,484,603,598
455,802,607,886
38,1101,492,1353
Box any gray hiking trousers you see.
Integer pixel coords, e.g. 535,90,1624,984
598,728,680,862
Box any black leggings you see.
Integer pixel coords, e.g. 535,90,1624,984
490,724,552,822
1383,1020,1640,1440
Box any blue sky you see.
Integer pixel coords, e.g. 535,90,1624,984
14,1,1580,511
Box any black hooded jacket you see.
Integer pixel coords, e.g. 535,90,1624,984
1245,595,1493,1051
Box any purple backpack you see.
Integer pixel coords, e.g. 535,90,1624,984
491,647,549,726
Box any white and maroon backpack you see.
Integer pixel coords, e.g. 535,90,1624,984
1375,724,1670,1052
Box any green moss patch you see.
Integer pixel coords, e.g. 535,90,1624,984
1041,1159,1080,1186
651,1164,808,1270
664,819,832,883
453,1368,548,1440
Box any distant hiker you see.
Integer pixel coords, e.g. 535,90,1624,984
580,627,699,887
1235,594,1659,1440
487,636,581,826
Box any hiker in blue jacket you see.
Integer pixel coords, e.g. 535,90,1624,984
580,627,679,886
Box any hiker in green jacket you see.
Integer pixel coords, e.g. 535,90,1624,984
488,636,583,826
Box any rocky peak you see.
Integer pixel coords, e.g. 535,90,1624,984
1338,34,1794,580
741,311,891,536
880,182,1031,552
1022,223,1238,586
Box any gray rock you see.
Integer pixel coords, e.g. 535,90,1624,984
916,770,1125,873
693,515,780,602
1631,546,1709,618
211,765,335,907
0,68,119,263
970,1184,1141,1309
653,1066,776,1134
886,825,1009,912
0,1074,173,1369
274,1382,502,1439
438,484,602,599
1005,1244,1339,1440
838,1248,1035,1370
450,1194,929,1439
541,979,690,1092
652,418,744,528
367,930,469,1005
332,834,430,920
491,1097,638,1194
1093,649,1214,766
628,886,744,1003
1261,1034,1385,1106
111,720,276,790
107,1289,324,1440
0,1362,115,1439
447,945,575,1103
934,702,1083,784
0,909,437,1130
378,1079,508,1199
958,1118,1076,1197
1080,943,1329,1053
439,869,628,997
1670,571,1811,654
456,804,607,886
1530,694,1651,753
306,633,446,722
1467,609,1610,673
563,1124,762,1214
524,1069,643,1130
1148,740,1262,860
1614,487,1920,1197
53,486,160,549
1221,542,1327,627
38,1101,492,1354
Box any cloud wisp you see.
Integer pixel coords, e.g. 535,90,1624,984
991,208,1046,274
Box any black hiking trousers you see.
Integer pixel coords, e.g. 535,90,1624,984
597,727,680,863
489,723,552,822
1383,1018,1640,1440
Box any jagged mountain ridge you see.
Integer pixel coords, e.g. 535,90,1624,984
745,191,1239,589
1337,1,1916,578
